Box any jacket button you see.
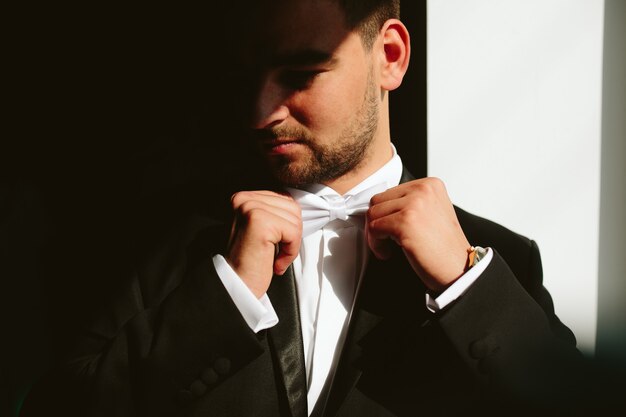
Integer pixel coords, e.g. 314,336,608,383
214,357,231,375
190,379,208,397
201,367,219,385
469,335,499,359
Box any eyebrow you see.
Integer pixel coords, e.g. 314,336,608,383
269,49,338,67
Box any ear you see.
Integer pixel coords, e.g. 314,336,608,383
378,19,410,91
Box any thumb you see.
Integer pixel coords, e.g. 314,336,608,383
366,224,393,260
274,239,300,275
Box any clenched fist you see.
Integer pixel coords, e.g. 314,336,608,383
366,177,471,293
226,190,302,298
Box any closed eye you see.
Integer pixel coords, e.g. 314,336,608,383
278,70,322,90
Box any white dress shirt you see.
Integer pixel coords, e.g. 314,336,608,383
212,144,492,415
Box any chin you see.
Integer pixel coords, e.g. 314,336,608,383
272,169,309,188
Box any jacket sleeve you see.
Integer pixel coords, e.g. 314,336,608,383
436,239,593,413
20,220,266,417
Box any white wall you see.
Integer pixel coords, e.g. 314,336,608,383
427,0,605,354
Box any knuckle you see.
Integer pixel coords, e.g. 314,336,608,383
419,181,434,195
369,193,382,205
231,191,250,208
289,200,302,217
230,192,241,207
408,181,427,195
428,176,444,186
367,218,380,232
406,192,424,209
425,177,445,192
399,208,418,225
399,236,413,250
245,207,265,223
290,198,301,209
239,200,257,213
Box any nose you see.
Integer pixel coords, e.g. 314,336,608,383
251,76,290,129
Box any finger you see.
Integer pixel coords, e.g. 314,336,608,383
369,183,408,205
240,206,302,275
367,195,407,221
232,191,299,214
231,191,301,218
238,199,302,227
274,244,299,275
370,177,447,206
229,206,301,256
365,224,393,260
273,224,302,275
367,211,406,247
253,190,294,200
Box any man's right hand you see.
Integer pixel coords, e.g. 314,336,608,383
226,191,302,298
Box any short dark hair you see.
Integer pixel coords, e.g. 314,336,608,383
340,0,401,49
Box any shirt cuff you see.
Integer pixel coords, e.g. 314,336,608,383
425,247,494,313
212,254,279,332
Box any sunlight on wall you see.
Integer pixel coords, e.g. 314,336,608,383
427,0,605,354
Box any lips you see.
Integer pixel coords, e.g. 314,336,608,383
263,139,303,155
252,129,309,155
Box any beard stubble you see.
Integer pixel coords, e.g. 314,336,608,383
264,71,380,188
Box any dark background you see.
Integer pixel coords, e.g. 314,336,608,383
2,3,426,416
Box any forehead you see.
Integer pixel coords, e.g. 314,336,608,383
239,0,353,65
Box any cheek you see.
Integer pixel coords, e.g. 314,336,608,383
291,75,366,133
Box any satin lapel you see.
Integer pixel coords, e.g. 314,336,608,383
319,254,390,416
267,266,308,417
320,167,420,416
400,167,415,183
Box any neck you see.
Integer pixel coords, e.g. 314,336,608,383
324,140,393,195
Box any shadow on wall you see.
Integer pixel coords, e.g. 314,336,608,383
4,5,258,416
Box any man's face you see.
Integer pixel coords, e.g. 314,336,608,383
241,0,383,188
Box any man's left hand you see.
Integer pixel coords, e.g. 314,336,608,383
366,177,471,292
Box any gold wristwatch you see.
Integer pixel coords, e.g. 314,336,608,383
466,245,487,270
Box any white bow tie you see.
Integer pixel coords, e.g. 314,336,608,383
287,183,388,237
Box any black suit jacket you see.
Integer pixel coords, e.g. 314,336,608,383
21,170,592,417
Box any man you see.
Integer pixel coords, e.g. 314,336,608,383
21,1,594,416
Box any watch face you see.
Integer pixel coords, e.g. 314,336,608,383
473,246,488,265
